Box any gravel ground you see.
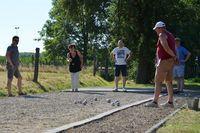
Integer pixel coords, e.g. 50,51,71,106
65,96,187,133
0,91,153,133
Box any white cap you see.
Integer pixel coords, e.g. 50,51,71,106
153,21,166,30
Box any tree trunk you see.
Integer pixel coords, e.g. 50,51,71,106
83,35,88,65
136,56,151,84
136,34,154,84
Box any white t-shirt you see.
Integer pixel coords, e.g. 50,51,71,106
112,47,131,65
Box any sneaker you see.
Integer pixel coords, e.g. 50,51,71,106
74,88,79,92
145,101,158,108
122,87,127,92
160,102,174,108
113,88,118,92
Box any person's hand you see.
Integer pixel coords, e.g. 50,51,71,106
173,56,179,65
10,63,15,69
67,58,72,62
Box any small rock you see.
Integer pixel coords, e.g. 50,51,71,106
106,99,111,103
94,97,98,101
115,100,119,103
77,100,82,104
82,99,87,105
111,102,115,106
116,102,120,106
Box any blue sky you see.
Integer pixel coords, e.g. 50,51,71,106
0,0,52,55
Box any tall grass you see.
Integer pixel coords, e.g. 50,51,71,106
0,66,112,96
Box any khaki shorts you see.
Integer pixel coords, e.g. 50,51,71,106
155,58,174,83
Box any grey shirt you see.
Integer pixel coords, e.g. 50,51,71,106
6,45,19,67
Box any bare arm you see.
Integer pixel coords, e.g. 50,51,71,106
77,51,83,67
66,53,71,62
6,51,14,67
184,52,191,62
110,52,115,61
159,33,176,57
126,52,132,61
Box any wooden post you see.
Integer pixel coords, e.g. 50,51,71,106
187,97,199,111
93,47,97,76
33,48,40,82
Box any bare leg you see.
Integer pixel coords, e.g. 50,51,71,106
114,76,119,89
122,76,126,88
179,77,184,92
176,78,181,91
17,77,22,94
153,81,162,103
7,79,13,95
166,81,174,103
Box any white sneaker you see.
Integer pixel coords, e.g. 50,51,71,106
122,87,127,92
113,88,118,92
160,102,174,108
145,101,158,108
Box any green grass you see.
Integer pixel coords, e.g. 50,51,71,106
0,66,152,97
0,65,199,97
185,78,200,90
0,71,111,96
157,109,200,133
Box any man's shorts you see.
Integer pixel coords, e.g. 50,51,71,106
155,58,174,82
7,65,22,79
115,65,127,77
173,65,185,78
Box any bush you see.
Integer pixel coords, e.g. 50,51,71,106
99,68,114,81
128,61,138,82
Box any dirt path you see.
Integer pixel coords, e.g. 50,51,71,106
0,90,153,133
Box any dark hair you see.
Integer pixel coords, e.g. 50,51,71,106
68,43,76,49
12,36,19,41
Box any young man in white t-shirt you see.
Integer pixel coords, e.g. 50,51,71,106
111,40,131,91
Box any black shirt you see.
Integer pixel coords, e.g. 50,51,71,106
69,51,81,73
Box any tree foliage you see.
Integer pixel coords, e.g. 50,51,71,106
40,0,200,83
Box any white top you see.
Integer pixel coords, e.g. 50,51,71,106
111,47,131,65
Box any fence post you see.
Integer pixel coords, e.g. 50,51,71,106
33,48,40,82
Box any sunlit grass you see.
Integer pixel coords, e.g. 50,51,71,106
157,109,200,133
0,65,199,97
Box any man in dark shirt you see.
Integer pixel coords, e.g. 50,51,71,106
6,36,25,96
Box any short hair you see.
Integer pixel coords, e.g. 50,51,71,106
68,43,76,49
12,36,19,41
175,37,181,42
118,39,124,45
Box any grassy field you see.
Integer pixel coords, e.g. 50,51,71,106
0,65,153,97
157,109,200,133
0,65,199,97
